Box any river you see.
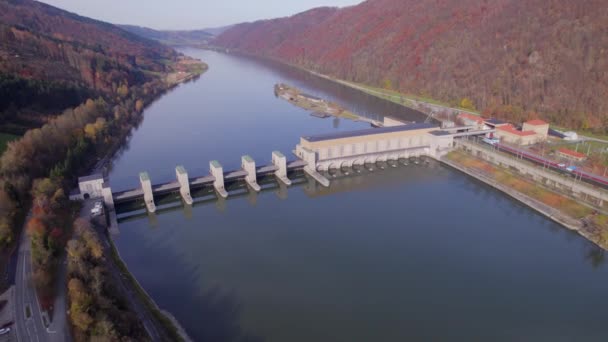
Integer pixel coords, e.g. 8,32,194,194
109,49,608,342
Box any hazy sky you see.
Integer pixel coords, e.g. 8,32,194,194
40,0,362,30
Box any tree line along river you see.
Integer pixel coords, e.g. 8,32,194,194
108,49,608,342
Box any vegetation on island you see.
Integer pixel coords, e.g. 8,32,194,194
214,0,608,134
274,83,361,121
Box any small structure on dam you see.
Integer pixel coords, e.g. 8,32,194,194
176,165,193,204
210,160,229,198
242,155,261,192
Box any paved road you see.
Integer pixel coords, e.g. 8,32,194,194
580,135,608,145
13,216,69,342
83,200,165,341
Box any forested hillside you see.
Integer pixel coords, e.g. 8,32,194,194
0,0,178,133
0,2,205,338
215,0,608,131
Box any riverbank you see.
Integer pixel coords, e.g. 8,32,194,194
307,70,478,117
85,59,207,340
2,54,208,341
106,235,191,341
205,47,475,125
441,150,608,250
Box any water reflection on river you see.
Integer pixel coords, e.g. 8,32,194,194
110,49,608,342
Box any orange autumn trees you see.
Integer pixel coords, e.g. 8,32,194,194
214,0,608,132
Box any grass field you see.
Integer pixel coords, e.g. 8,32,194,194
446,150,608,246
0,132,19,154
446,150,599,220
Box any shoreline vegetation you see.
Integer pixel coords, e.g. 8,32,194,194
307,70,480,117
217,47,608,250
0,133,18,155
274,83,380,125
66,218,149,341
215,46,606,144
0,51,206,340
443,150,608,250
305,68,608,144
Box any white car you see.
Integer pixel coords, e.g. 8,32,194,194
557,163,566,168
94,201,103,209
0,327,10,335
91,206,102,217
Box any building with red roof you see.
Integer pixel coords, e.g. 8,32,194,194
523,119,549,138
495,124,541,145
557,148,587,162
457,113,486,129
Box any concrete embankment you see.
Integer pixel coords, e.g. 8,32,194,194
457,139,607,208
106,235,193,342
440,158,582,231
439,156,606,250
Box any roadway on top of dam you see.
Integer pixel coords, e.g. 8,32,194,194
112,160,307,203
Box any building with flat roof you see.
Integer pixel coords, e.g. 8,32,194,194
296,123,453,170
458,113,486,129
495,125,540,145
484,118,509,128
300,123,437,147
557,148,587,162
523,119,549,139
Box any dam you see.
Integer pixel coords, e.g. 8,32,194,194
70,122,490,233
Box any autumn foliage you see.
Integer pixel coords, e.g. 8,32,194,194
25,178,71,307
215,0,608,131
67,219,147,341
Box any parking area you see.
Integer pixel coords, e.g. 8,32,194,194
81,199,107,227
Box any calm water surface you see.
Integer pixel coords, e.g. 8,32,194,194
110,49,608,341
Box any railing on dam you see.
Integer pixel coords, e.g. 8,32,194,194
116,156,437,224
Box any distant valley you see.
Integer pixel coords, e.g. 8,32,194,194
119,24,233,46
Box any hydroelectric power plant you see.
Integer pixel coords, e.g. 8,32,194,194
70,123,493,233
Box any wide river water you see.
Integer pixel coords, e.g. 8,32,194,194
109,49,608,341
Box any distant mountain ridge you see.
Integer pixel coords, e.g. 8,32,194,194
214,0,608,130
119,24,234,46
0,0,176,87
119,25,214,46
